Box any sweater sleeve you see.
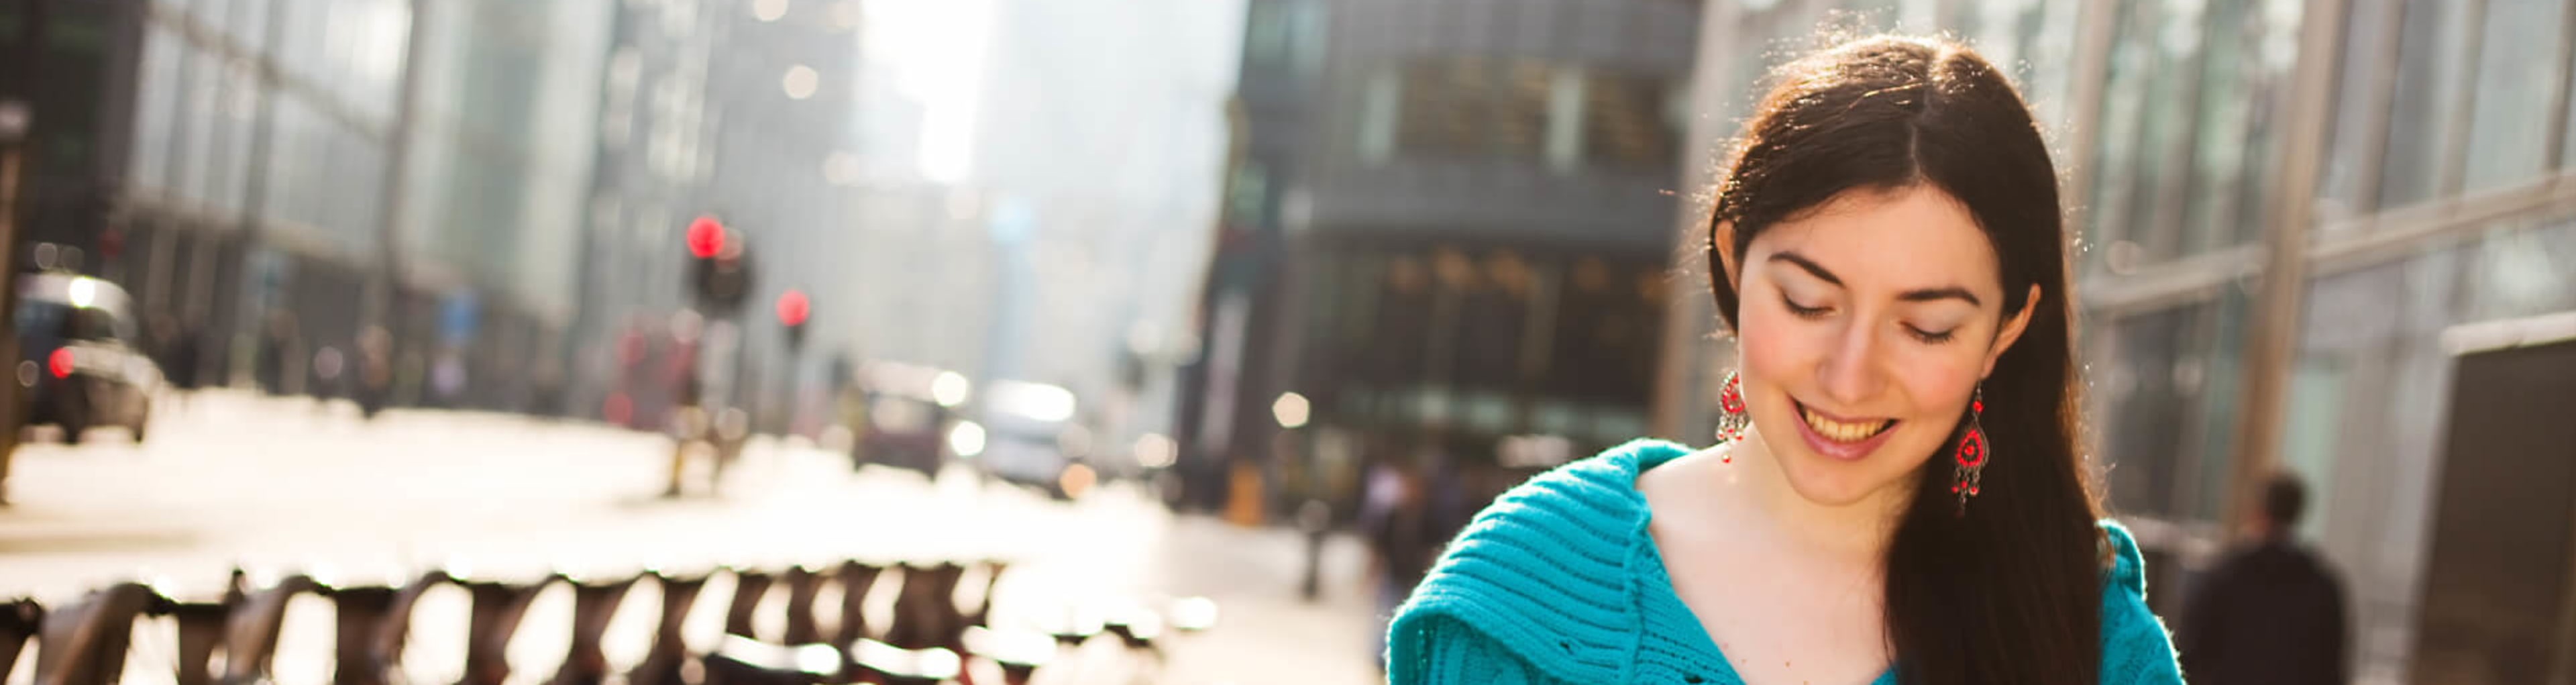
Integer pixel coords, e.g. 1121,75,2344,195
2099,522,2188,684
1391,615,1554,685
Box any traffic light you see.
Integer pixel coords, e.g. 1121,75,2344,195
775,289,810,327
686,216,753,311
686,216,725,258
777,288,810,350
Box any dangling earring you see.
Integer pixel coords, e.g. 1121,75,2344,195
1950,385,1990,513
1716,371,1751,462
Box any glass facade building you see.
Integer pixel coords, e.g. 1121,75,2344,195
1173,0,1706,515
3,0,612,411
1664,1,2576,681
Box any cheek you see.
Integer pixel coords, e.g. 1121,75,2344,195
1732,298,1817,385
1894,362,1985,420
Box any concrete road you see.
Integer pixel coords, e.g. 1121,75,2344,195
0,391,1386,685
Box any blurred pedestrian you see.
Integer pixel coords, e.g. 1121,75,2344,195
1366,464,1444,672
355,327,393,418
311,346,346,407
256,311,297,395
166,317,204,405
2178,474,2348,685
1383,36,2184,685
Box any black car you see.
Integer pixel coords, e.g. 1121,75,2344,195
15,274,160,443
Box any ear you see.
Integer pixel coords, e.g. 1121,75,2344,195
1982,284,2043,378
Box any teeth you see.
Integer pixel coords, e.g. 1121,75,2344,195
1801,405,1892,443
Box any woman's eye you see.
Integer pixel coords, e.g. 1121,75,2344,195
1906,325,1958,344
1781,295,1829,318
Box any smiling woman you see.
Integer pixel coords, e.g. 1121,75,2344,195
1384,35,2186,685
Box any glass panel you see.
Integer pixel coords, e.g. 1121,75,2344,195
2377,0,2479,207
2021,0,2086,132
2460,0,2572,192
2186,286,2251,520
2468,219,2576,321
2318,0,2405,221
2088,0,2208,267
201,62,258,215
129,24,184,196
2181,0,2261,258
2100,300,2226,517
1244,0,1288,68
2278,357,2345,539
264,96,322,230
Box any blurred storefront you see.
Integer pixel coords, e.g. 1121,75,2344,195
1175,0,1702,517
1662,1,2576,682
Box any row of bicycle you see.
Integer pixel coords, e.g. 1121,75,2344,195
0,558,1218,685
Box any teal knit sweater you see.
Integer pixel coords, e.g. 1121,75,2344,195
1387,439,2186,684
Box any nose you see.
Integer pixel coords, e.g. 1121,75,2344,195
1817,319,1886,407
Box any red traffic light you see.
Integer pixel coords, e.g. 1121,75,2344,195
775,289,811,327
686,216,726,258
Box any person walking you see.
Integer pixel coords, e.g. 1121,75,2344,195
2178,474,2349,685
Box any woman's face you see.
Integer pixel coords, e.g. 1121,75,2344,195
1727,185,2036,508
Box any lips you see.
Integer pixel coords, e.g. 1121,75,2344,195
1791,399,1898,462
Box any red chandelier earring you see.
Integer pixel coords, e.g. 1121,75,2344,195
1950,385,1990,513
1716,371,1751,462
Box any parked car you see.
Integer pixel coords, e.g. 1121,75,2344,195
14,274,160,443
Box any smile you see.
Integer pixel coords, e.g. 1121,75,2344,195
1792,400,1898,460
1799,403,1894,442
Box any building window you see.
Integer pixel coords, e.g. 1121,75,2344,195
1544,68,1585,173
2377,0,2479,207
1580,72,1676,170
1228,163,1269,227
2461,0,2571,193
1356,70,1399,166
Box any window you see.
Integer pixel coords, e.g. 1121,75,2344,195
2316,0,2405,221
1227,163,1269,227
2461,0,2572,192
2377,0,2479,207
2182,0,2289,256
1356,70,1399,166
1581,72,1676,170
1245,0,1290,69
2099,300,2239,518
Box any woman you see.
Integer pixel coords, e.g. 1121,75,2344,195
1385,36,2186,685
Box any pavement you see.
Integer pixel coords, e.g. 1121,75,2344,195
0,390,1387,685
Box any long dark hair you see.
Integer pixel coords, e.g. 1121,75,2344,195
1703,36,2104,685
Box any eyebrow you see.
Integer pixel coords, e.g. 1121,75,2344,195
1767,251,1984,307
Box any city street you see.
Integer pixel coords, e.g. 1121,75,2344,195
0,391,1384,685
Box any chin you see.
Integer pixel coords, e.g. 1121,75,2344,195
1776,462,1896,507
1766,426,1939,508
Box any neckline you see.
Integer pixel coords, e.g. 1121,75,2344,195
1625,444,1900,685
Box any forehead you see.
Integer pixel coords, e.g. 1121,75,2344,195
1746,185,2000,295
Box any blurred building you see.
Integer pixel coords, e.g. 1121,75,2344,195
811,0,1238,459
0,0,609,412
566,0,719,430
550,0,873,435
1662,1,2576,682
1175,0,1704,513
